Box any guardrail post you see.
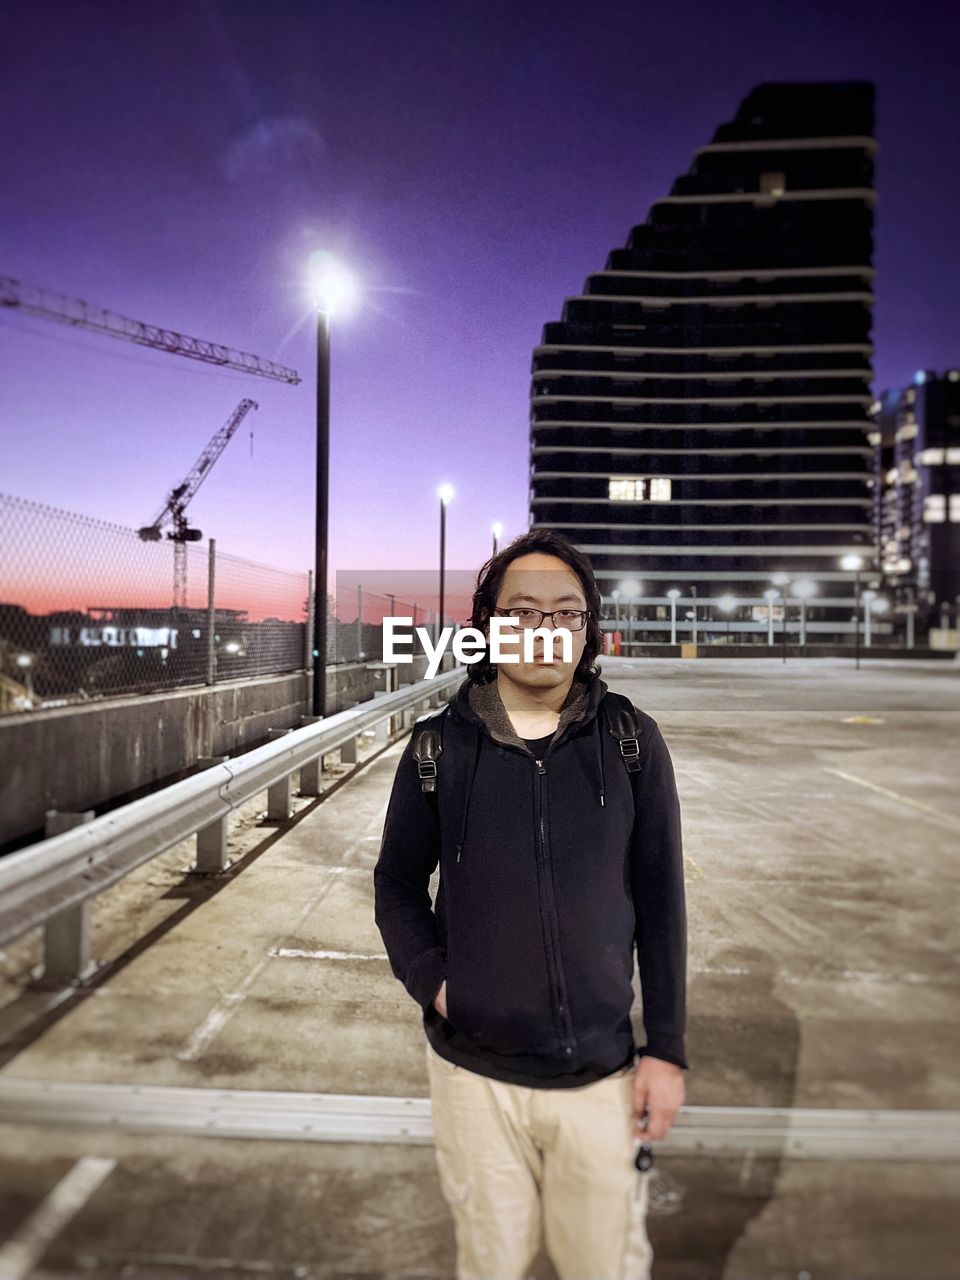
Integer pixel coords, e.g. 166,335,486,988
372,689,389,741
340,700,359,763
41,810,96,984
194,756,230,873
298,715,323,796
266,729,293,820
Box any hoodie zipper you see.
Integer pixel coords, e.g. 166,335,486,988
534,752,577,1055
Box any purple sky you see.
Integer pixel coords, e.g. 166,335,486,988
2,0,958,592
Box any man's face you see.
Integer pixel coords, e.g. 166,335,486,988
486,553,589,690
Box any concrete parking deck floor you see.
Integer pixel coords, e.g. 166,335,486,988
0,657,958,1278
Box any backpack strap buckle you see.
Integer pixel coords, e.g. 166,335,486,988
602,693,645,774
417,759,438,785
412,714,445,793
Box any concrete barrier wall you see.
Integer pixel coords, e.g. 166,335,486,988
0,654,453,851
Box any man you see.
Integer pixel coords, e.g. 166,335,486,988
374,529,687,1280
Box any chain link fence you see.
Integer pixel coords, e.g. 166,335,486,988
332,581,436,664
0,494,311,713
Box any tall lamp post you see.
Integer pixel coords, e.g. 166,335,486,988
667,588,680,646
868,594,889,648
792,579,817,650
308,251,357,717
771,572,790,664
840,553,864,670
620,578,640,656
717,594,736,645
438,484,455,647
763,589,778,647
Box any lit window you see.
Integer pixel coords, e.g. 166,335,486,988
760,171,786,196
649,477,672,501
951,495,960,522
923,494,946,522
947,448,960,464
609,477,644,502
918,448,946,465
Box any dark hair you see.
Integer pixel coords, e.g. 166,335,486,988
463,529,604,684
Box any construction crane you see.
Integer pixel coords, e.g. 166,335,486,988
1,275,301,384
139,399,258,609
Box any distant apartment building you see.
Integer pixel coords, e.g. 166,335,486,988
529,81,881,645
876,371,960,628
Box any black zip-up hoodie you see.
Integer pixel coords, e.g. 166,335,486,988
373,668,688,1087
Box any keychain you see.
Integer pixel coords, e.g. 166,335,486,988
635,1103,655,1172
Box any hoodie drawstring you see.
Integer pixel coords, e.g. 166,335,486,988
456,725,482,862
596,715,606,808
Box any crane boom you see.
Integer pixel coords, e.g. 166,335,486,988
139,398,259,609
0,275,301,384
147,398,258,530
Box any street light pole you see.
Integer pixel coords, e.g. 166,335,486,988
307,251,357,718
667,589,679,645
438,484,455,648
439,496,446,646
854,567,861,671
312,308,330,717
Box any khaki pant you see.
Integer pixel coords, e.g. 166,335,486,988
425,1038,653,1280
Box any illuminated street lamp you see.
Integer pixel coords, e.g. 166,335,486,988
717,593,737,644
438,484,455,646
763,589,778,646
864,591,889,647
15,653,34,702
666,588,680,645
308,251,358,717
771,572,790,663
840,553,865,670
792,579,817,649
620,578,641,654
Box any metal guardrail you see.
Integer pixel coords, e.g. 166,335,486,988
1,1079,958,1160
0,666,465,982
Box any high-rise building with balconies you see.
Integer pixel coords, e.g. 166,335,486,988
530,81,880,647
878,371,960,631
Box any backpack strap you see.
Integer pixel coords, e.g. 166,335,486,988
411,696,644,790
600,691,645,774
411,706,447,793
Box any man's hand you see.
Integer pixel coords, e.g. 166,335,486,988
433,979,448,1019
633,1055,684,1141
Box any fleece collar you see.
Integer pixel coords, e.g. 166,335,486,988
452,669,607,755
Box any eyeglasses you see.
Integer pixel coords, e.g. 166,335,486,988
492,607,590,631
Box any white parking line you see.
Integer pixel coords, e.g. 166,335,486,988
0,1155,116,1280
176,828,378,1063
268,947,388,961
824,767,960,829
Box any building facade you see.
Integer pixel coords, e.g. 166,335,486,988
529,81,882,646
877,371,960,630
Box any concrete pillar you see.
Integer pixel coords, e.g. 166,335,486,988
194,756,230,873
266,729,293,821
41,810,96,984
298,715,323,796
